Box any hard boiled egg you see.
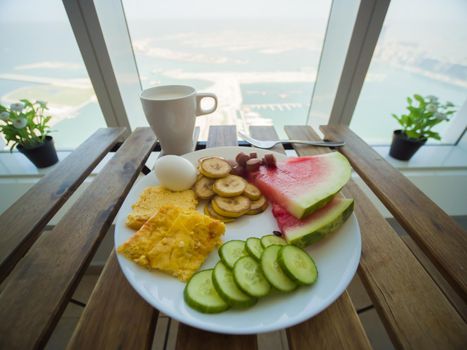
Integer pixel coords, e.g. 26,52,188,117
154,155,197,191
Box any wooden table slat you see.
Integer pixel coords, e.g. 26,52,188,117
0,127,157,350
287,293,371,350
67,126,203,349
206,125,238,148
266,126,370,350
67,251,158,350
286,125,467,349
0,127,126,283
175,125,258,350
320,125,467,301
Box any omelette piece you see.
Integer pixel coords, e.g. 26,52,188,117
126,185,198,230
118,205,225,281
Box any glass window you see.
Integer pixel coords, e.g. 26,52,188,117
0,0,106,150
122,0,331,139
350,0,467,145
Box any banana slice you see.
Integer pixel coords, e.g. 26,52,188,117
194,176,215,199
204,202,235,223
212,195,251,218
199,157,232,178
213,175,247,197
243,183,261,200
246,195,268,215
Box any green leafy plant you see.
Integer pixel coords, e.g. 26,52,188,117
392,94,456,140
0,99,52,150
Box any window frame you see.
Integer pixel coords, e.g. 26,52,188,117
63,0,466,147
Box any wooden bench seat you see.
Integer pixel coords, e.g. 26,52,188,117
0,128,156,349
0,128,125,283
286,125,467,348
1,124,465,350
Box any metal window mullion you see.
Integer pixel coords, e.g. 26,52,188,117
309,0,390,127
329,0,390,125
62,0,131,132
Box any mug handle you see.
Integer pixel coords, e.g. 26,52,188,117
195,93,218,116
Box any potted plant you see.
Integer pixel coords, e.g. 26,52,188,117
389,94,456,160
0,99,59,168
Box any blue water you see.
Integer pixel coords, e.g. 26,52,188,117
352,62,467,144
1,20,466,148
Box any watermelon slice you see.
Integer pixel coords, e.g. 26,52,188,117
251,152,351,219
272,197,354,247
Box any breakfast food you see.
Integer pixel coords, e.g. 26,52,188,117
194,176,216,199
212,262,257,308
243,183,261,200
212,175,247,197
194,156,268,222
261,245,297,292
184,234,317,313
250,152,352,219
118,205,225,281
204,202,235,223
154,155,197,191
184,269,230,313
126,186,197,230
211,195,251,218
246,196,268,215
199,157,232,178
272,197,354,247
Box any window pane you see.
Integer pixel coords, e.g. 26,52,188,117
123,0,331,139
0,0,106,150
351,0,467,145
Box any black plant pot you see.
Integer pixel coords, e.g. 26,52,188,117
17,136,59,168
389,130,426,161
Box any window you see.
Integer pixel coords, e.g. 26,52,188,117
122,0,332,139
0,0,106,150
350,0,467,145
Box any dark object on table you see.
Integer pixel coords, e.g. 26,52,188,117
17,135,59,168
389,130,426,161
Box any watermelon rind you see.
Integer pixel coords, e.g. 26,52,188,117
286,198,354,248
287,152,352,219
253,152,352,219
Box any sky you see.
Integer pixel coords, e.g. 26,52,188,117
0,0,466,22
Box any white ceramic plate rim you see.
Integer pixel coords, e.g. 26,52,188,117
115,146,361,334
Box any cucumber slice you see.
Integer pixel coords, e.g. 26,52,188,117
213,261,257,308
261,245,298,292
233,256,271,297
219,240,248,269
184,269,230,313
245,237,264,260
278,245,318,285
261,234,287,248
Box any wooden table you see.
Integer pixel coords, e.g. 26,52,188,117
0,125,466,350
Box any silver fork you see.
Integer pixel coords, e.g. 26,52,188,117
238,131,345,149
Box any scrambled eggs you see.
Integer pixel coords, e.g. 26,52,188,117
118,205,225,281
126,186,198,230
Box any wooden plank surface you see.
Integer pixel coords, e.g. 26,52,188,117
0,128,157,350
286,125,467,349
269,126,370,350
175,125,258,350
0,127,126,283
320,125,467,301
287,293,371,350
67,251,158,350
400,234,467,322
206,125,238,147
68,125,203,349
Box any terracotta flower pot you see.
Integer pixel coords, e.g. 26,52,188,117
17,136,59,168
389,130,426,161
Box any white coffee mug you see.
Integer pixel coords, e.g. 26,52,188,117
140,85,218,155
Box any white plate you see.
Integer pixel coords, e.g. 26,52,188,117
115,146,361,334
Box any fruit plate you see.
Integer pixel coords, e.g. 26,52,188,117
115,146,361,334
